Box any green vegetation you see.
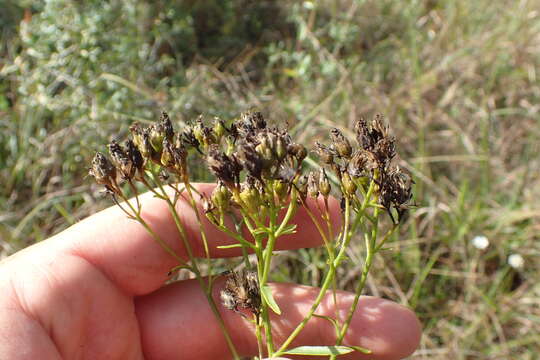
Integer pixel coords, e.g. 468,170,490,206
1,0,539,358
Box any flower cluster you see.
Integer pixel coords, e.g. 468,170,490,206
314,115,413,223
89,110,412,222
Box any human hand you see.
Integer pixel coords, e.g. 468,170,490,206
0,184,420,359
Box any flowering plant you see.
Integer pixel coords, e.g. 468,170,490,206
89,110,412,359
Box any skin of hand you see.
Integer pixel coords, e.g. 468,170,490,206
0,184,421,360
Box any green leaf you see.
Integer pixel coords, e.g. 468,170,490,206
167,265,191,276
217,243,244,249
261,285,282,315
282,346,354,356
252,227,270,235
312,314,340,335
348,345,372,354
278,224,297,236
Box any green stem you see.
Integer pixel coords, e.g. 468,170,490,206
332,230,375,353
144,174,240,359
255,246,274,356
274,197,353,356
255,314,264,360
330,197,380,360
273,259,337,356
117,192,185,264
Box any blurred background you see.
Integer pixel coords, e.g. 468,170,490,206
1,0,539,358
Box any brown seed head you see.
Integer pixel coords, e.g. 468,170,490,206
237,143,264,180
160,139,175,168
181,127,201,153
295,174,309,199
89,152,117,192
314,142,335,165
347,150,378,178
373,137,396,165
288,143,307,163
125,139,144,174
206,145,242,187
242,110,266,130
160,111,174,142
380,166,413,223
220,270,261,316
330,128,352,158
108,140,134,180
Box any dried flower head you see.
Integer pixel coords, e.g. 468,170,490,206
108,141,135,180
161,112,174,139
241,110,266,131
89,152,118,193
314,142,335,165
124,139,144,174
347,150,378,178
330,128,352,158
181,126,202,153
206,146,242,188
379,166,413,223
220,270,261,316
288,143,307,164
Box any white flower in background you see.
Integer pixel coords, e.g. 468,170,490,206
303,1,315,10
472,235,489,250
508,253,524,269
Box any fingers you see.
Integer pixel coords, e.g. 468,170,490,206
52,183,340,295
135,279,421,360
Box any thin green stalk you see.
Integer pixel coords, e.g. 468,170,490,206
274,197,353,356
144,173,240,359
116,192,185,264
255,246,274,356
330,206,380,360
273,259,337,357
255,314,264,360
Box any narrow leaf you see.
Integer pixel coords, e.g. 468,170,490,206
252,227,270,235
348,345,372,354
261,285,282,315
312,314,340,335
282,345,354,356
217,243,244,249
278,224,297,236
167,265,191,276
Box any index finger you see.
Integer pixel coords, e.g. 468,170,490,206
52,183,341,296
